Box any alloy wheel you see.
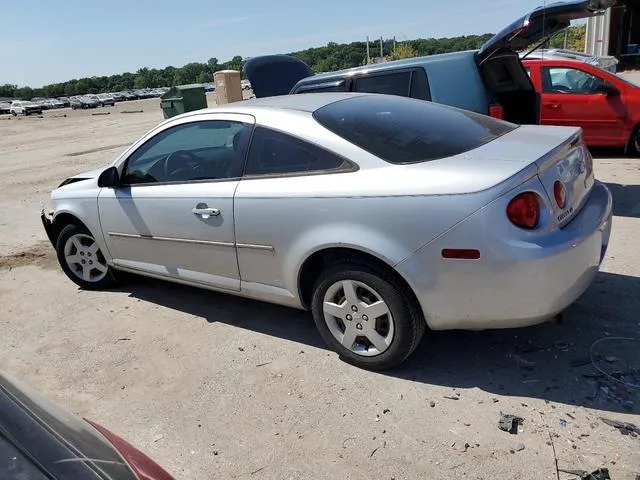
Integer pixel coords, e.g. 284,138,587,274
322,279,394,357
63,233,108,283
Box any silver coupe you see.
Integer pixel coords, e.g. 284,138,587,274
41,93,613,369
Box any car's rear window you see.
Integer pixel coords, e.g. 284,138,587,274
313,94,518,164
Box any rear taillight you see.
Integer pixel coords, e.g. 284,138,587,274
506,192,540,229
488,103,505,120
553,181,566,209
86,420,175,480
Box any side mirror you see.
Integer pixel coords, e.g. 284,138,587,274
97,166,120,188
596,83,619,96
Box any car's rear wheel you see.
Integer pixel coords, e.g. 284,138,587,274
628,124,640,157
56,224,118,290
311,262,425,370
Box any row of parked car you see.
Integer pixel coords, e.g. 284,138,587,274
0,87,172,116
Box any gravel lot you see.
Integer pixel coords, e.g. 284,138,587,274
1,95,639,479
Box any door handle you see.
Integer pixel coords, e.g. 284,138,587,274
544,103,561,110
192,205,220,219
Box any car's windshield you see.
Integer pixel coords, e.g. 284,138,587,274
313,94,518,164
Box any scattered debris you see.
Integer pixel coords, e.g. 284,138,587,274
558,468,611,480
492,398,499,404
498,412,524,434
509,443,525,453
153,434,164,442
443,394,460,400
91,112,110,116
605,356,619,363
455,442,470,453
566,413,576,420
383,409,391,414
121,109,144,114
250,467,265,475
342,437,356,448
116,337,130,342
512,354,536,370
560,419,568,428
255,361,272,367
600,417,640,437
429,401,436,408
238,346,244,351
369,447,379,458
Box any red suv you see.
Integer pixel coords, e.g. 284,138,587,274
523,57,640,154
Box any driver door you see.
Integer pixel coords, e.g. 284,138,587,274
97,113,254,291
540,65,627,145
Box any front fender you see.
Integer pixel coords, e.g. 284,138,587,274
49,198,112,262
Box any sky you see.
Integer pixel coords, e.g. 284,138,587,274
3,0,548,87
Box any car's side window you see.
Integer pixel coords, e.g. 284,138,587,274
542,67,605,94
122,120,252,185
243,127,350,177
354,71,412,97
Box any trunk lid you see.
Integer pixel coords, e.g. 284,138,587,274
478,0,615,61
243,54,314,98
534,129,594,228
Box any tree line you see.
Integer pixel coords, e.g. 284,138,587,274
1,26,585,100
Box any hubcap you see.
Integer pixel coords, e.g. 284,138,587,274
322,280,394,357
63,233,108,282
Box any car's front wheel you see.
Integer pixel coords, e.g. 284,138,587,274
56,223,118,290
311,262,425,370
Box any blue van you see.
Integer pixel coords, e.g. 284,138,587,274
244,0,613,125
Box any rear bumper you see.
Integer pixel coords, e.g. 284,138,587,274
399,181,613,331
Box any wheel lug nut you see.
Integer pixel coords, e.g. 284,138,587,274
351,305,358,312
362,315,368,321
356,323,363,330
346,314,352,321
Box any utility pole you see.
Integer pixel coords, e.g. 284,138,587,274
393,36,397,55
380,36,383,58
366,36,371,64
563,29,569,49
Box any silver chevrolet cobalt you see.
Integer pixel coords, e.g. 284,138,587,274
41,93,613,369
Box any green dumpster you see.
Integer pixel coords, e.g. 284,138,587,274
160,84,207,119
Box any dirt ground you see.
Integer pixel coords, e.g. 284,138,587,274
0,96,639,480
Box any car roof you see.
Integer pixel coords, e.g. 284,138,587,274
207,92,369,114
295,50,477,87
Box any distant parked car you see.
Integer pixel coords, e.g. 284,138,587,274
522,56,640,153
95,93,116,106
122,91,138,100
10,100,42,116
0,371,175,480
41,93,612,369
522,48,619,73
0,101,11,114
111,92,125,102
57,96,70,107
70,96,99,109
245,0,614,126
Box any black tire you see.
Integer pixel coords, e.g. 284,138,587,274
55,223,119,290
627,124,640,157
311,261,425,370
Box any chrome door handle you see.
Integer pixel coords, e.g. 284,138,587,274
192,206,220,219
